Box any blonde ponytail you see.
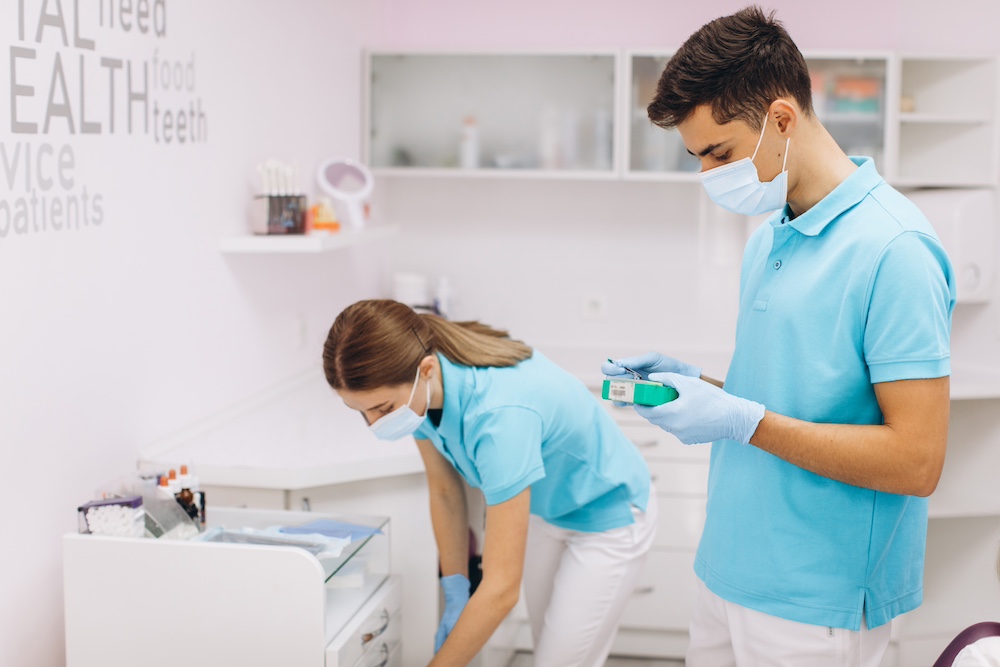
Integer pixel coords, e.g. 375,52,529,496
324,300,532,392
420,313,533,368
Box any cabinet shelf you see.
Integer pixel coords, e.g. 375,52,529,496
364,51,997,187
373,167,616,181
219,226,399,254
621,171,701,183
820,112,884,124
900,112,992,124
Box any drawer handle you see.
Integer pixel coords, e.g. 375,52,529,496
632,586,655,596
368,643,390,667
361,610,390,645
633,440,658,449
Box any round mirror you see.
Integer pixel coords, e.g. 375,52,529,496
316,158,374,229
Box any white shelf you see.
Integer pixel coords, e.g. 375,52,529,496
900,112,992,124
820,112,883,124
621,171,701,183
890,176,995,188
372,167,616,180
220,226,399,254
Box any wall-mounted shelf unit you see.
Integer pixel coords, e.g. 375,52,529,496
365,50,998,190
219,225,399,254
365,52,618,178
893,55,999,187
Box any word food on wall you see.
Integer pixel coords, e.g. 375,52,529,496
1,0,209,241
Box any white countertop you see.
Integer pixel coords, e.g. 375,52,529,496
140,345,994,492
139,370,424,490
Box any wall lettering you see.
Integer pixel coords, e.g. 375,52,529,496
2,0,208,241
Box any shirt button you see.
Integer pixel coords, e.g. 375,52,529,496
773,260,782,269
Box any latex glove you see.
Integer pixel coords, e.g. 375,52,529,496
635,373,766,445
434,573,471,653
601,351,702,381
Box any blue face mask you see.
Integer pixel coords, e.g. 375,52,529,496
699,116,790,216
368,366,431,440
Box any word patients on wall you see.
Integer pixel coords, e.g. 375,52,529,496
1,0,209,241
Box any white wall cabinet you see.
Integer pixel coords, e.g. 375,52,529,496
894,55,999,186
64,507,399,667
365,50,998,189
366,52,618,177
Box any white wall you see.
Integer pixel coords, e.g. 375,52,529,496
0,2,383,665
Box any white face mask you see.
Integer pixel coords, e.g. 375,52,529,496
368,366,431,440
699,115,790,216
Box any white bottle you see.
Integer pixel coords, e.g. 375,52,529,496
594,108,612,170
540,105,561,169
460,116,479,169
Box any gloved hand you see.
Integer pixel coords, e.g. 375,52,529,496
434,573,471,653
635,373,766,445
602,351,702,381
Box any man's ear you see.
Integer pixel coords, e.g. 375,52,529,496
769,98,798,135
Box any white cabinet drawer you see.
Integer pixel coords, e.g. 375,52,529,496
648,459,709,496
352,639,402,667
655,497,707,549
619,549,699,632
618,424,711,462
327,577,403,667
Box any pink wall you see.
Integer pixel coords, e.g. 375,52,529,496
898,0,1000,53
369,0,902,52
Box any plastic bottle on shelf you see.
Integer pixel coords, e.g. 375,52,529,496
460,116,479,169
594,107,612,170
540,105,561,169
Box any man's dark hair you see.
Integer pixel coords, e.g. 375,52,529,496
647,6,813,131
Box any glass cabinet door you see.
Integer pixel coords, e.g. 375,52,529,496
367,53,617,174
806,56,888,172
628,54,701,178
628,54,889,178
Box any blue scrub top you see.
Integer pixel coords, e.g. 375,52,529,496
414,351,650,533
695,157,956,631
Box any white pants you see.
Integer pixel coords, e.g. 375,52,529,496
522,490,658,667
687,579,892,667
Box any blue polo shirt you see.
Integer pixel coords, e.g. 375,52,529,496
695,157,955,630
413,351,650,533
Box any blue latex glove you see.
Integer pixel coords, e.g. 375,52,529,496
635,373,766,445
434,573,471,653
601,351,702,381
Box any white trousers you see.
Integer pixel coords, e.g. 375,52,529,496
521,490,658,667
687,579,892,667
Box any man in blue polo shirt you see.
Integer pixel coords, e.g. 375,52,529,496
603,7,955,667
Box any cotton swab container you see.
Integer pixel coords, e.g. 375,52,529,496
77,496,145,537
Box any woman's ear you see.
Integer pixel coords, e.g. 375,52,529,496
419,354,439,379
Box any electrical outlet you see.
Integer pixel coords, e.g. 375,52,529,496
582,293,608,319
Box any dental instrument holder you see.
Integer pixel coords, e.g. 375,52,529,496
602,378,679,406
258,194,307,234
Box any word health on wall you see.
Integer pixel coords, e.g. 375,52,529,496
9,0,207,144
